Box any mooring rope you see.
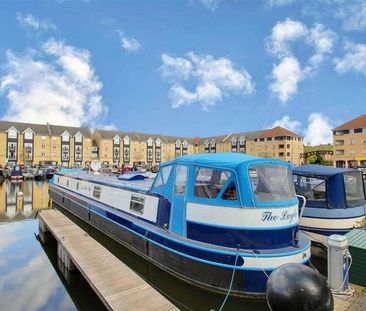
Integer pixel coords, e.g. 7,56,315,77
217,246,240,311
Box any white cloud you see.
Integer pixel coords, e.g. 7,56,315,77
335,0,366,32
199,0,220,11
304,113,333,145
269,113,333,146
267,19,337,102
270,115,302,133
160,51,254,110
119,32,140,52
270,56,302,102
0,38,105,127
267,18,308,57
16,13,56,31
268,0,295,7
334,41,366,76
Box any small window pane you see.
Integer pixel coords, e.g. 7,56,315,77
154,165,172,188
174,165,188,195
195,168,231,199
222,181,238,200
294,176,326,201
344,172,364,205
250,165,295,202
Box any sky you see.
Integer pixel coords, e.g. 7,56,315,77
0,0,366,146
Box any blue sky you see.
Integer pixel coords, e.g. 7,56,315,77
0,0,365,145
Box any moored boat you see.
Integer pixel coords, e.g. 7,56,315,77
23,168,35,180
9,165,23,181
293,164,366,244
45,167,54,179
49,153,311,297
34,169,46,181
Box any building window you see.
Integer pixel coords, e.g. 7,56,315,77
349,150,355,155
8,142,17,160
335,140,344,145
147,148,153,163
42,144,46,148
113,146,120,163
278,152,285,157
7,128,18,139
24,130,33,140
279,144,285,149
62,133,70,142
267,137,273,141
363,149,366,155
113,136,120,145
62,145,70,161
175,140,181,157
260,138,265,142
349,139,355,145
53,144,57,149
287,144,290,148
335,150,345,155
41,152,46,157
24,143,33,161
287,152,290,157
362,138,366,144
182,140,188,155
75,133,83,143
123,146,130,163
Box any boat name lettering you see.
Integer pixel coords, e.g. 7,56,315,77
261,210,296,223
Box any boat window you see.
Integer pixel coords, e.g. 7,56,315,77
294,176,326,201
174,165,188,195
221,181,238,200
194,168,231,199
154,165,172,188
249,165,296,202
93,186,101,199
344,171,365,206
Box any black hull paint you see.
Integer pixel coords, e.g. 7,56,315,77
50,194,266,299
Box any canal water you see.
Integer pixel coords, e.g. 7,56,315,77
0,179,269,311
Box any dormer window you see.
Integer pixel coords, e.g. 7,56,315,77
7,127,18,139
123,136,130,145
155,138,161,147
113,135,120,145
182,140,188,148
61,131,70,142
24,129,34,140
147,137,154,147
74,132,83,143
175,140,181,148
239,136,245,145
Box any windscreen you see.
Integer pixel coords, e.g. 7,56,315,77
344,171,365,206
249,165,296,202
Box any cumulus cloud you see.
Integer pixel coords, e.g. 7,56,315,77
16,13,56,31
119,32,140,52
335,0,366,32
160,52,254,110
267,19,337,103
334,41,366,76
0,38,105,127
270,56,302,102
304,113,333,145
269,113,333,146
270,115,302,133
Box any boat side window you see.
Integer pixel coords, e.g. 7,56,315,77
194,167,231,199
174,165,188,195
344,171,365,206
249,165,296,202
154,165,172,188
294,175,326,201
221,181,238,200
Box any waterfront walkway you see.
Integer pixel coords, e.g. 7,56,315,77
38,209,178,311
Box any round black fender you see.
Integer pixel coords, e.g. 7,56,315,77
266,263,333,311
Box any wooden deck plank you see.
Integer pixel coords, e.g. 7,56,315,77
38,209,178,311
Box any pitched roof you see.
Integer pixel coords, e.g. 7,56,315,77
256,126,301,139
48,124,92,137
333,114,366,131
0,120,50,135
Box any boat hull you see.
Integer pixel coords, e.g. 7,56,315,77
50,184,310,298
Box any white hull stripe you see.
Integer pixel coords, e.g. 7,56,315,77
186,203,299,229
240,247,311,270
300,215,365,230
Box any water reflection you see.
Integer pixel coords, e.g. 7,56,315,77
0,180,49,222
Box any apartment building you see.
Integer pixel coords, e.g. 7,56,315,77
0,121,93,167
333,114,366,168
93,126,304,166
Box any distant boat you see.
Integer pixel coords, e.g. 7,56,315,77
293,164,366,244
45,167,54,179
9,165,23,181
34,169,46,181
23,168,35,180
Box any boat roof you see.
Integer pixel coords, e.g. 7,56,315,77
162,152,289,170
293,164,355,179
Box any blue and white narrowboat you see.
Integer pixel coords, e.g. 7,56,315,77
49,153,311,297
293,165,366,243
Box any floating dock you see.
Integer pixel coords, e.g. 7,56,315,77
38,209,178,311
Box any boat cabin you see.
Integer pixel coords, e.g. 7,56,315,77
293,165,366,209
